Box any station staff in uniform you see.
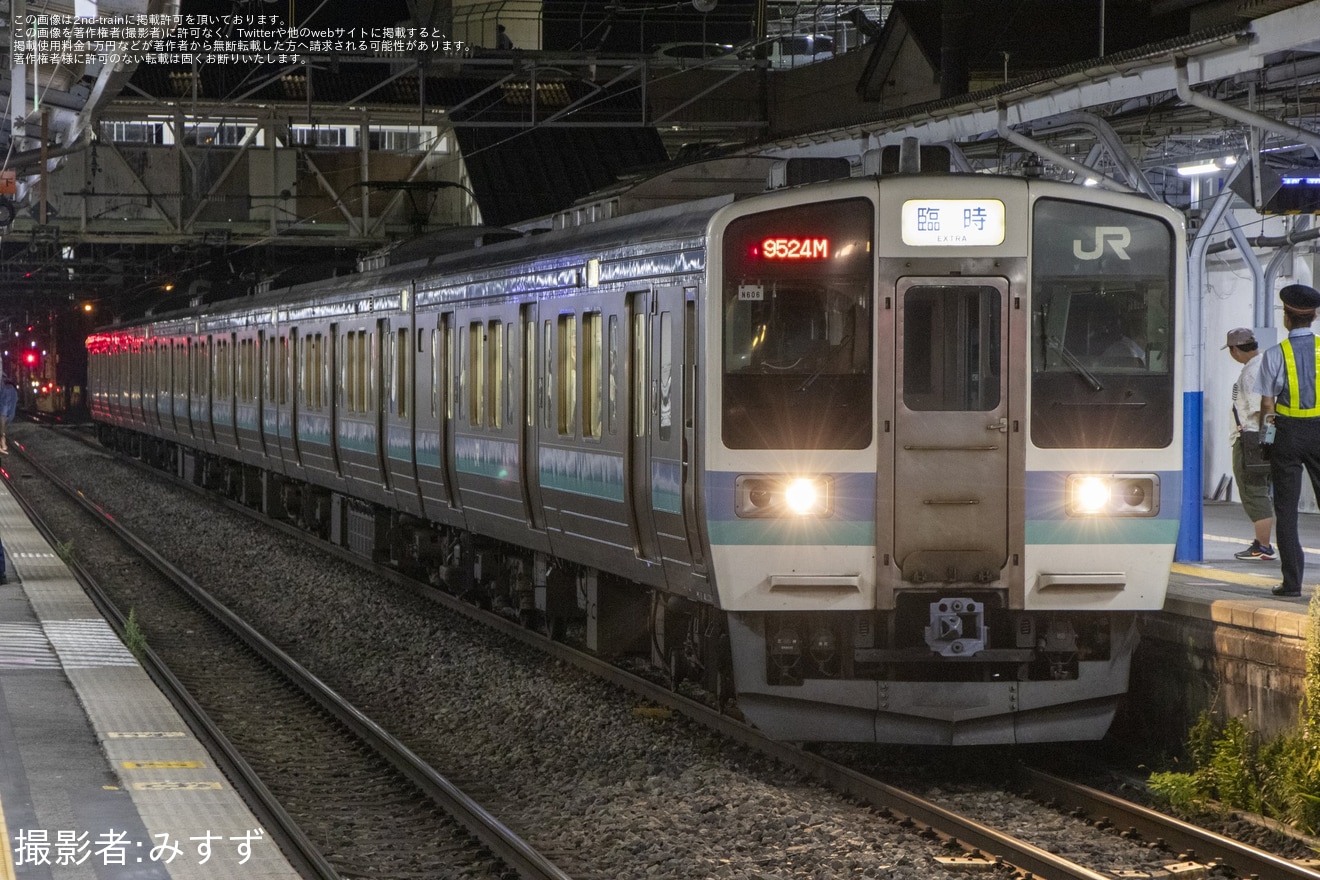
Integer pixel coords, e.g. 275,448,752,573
1256,283,1320,597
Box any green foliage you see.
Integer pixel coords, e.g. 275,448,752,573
122,608,146,662
1147,770,1209,813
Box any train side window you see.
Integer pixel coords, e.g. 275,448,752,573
504,321,515,428
266,334,274,402
543,320,553,427
315,334,326,410
557,314,577,436
397,329,409,418
469,322,485,427
430,329,438,418
488,319,503,429
344,332,355,412
582,311,602,439
659,311,672,441
303,334,311,411
607,315,618,435
444,321,455,420
632,312,646,437
364,331,374,413
278,336,289,406
524,316,536,428
456,326,466,423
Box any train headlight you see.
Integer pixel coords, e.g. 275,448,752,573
1072,477,1111,514
1065,474,1160,517
784,478,822,515
735,475,833,518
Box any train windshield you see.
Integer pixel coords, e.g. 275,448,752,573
1030,199,1176,448
720,198,874,449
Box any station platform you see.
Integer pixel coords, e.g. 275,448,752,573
0,475,301,879
1167,500,1318,636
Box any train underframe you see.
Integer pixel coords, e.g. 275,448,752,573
108,427,1137,745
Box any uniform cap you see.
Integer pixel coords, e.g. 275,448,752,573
1280,283,1320,315
1222,327,1255,349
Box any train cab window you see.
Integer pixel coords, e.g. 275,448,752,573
720,198,874,450
1030,199,1175,448
583,312,602,439
557,314,577,436
902,286,1001,412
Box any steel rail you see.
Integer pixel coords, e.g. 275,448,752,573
8,438,574,880
1019,765,1320,880
1,444,342,880
80,438,1114,880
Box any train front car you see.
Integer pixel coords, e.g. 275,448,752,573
704,175,1184,744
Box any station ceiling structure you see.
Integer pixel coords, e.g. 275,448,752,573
1,0,1319,322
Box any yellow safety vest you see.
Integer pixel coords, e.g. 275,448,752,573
1276,336,1320,417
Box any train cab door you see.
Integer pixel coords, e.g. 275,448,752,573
889,277,1010,595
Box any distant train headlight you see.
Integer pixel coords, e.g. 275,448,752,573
735,475,833,518
1065,474,1160,517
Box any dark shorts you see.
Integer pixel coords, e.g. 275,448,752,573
1233,438,1273,522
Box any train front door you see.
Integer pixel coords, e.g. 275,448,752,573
890,277,1010,592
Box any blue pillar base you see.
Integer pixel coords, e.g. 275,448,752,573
1175,390,1203,562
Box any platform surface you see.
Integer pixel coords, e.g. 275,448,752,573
0,476,302,879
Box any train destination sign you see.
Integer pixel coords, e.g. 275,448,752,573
901,199,1006,246
755,237,831,259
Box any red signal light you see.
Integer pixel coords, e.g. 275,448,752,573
23,352,37,366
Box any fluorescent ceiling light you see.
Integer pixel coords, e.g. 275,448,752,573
1177,160,1222,176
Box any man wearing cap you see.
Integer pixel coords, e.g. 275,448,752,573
1255,283,1320,597
1225,328,1275,561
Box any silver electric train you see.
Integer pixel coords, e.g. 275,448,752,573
88,170,1184,745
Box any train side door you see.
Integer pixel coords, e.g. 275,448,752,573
439,311,460,511
628,286,695,568
288,328,302,467
649,286,695,570
376,317,390,488
519,303,545,529
329,323,342,477
891,277,1010,588
258,329,271,457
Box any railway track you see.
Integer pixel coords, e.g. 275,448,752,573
14,419,1320,880
2,435,575,880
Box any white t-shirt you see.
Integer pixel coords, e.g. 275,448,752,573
1232,354,1264,442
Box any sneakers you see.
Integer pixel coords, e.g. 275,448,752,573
1235,540,1277,561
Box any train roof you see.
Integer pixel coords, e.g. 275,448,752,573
105,192,736,332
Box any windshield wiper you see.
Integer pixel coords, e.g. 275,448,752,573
1048,336,1103,392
